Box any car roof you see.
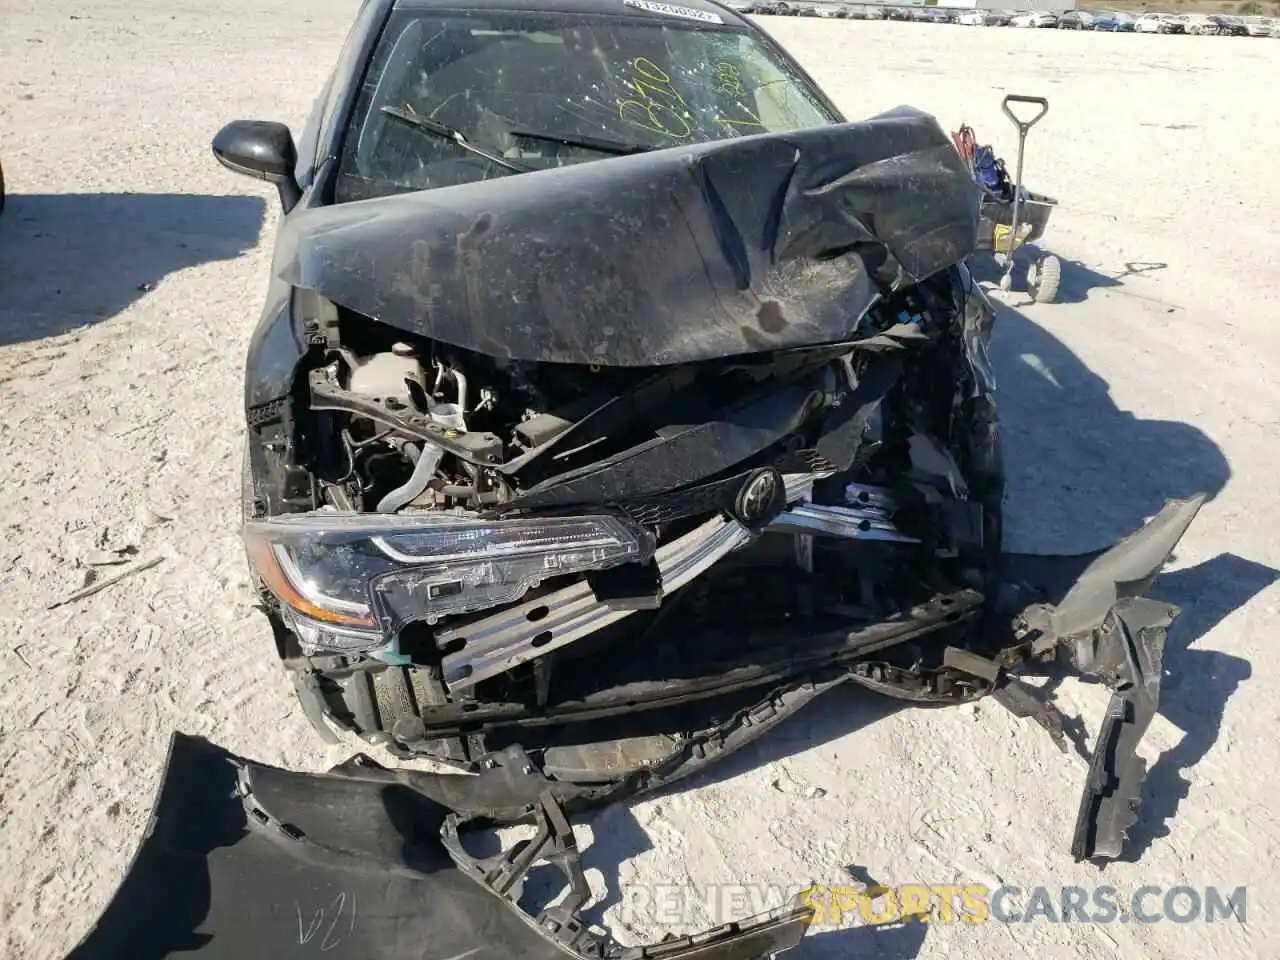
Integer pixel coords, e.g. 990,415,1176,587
394,0,753,27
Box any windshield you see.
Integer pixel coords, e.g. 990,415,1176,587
333,8,839,202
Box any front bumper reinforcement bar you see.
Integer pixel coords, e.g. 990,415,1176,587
437,474,920,690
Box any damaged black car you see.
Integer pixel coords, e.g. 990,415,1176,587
225,0,1029,776
67,0,1206,956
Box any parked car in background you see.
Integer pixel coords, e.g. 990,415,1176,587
1011,10,1058,27
1058,9,1095,28
1206,13,1249,34
862,5,886,19
1092,10,1136,30
985,9,1016,24
957,8,986,24
1135,12,1181,33
1244,16,1276,36
1174,13,1212,33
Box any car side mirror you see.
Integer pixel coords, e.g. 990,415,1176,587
212,120,302,214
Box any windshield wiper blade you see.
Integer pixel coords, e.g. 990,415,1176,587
379,105,533,173
507,129,655,156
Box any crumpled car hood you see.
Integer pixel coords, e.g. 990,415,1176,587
280,106,979,366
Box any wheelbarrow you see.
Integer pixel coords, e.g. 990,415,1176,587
971,95,1063,304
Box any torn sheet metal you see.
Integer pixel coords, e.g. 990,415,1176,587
280,108,979,366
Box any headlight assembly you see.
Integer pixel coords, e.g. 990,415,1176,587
244,512,654,655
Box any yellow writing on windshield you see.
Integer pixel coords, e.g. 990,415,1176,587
711,61,765,130
613,55,771,140
616,57,693,139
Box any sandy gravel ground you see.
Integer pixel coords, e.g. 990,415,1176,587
2,4,1278,958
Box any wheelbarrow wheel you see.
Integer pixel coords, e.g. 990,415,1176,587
1028,254,1061,303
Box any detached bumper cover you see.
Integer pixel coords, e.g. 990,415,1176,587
67,733,814,960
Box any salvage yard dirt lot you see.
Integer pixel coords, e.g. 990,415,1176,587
1,3,1278,958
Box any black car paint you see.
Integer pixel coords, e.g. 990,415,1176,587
233,0,890,520
276,110,979,368
241,0,393,413
67,732,816,960
212,120,303,211
222,0,1008,758
240,0,843,412
207,0,1206,894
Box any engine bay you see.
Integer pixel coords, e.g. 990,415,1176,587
298,271,984,523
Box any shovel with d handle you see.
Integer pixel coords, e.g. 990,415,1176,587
998,94,1049,292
